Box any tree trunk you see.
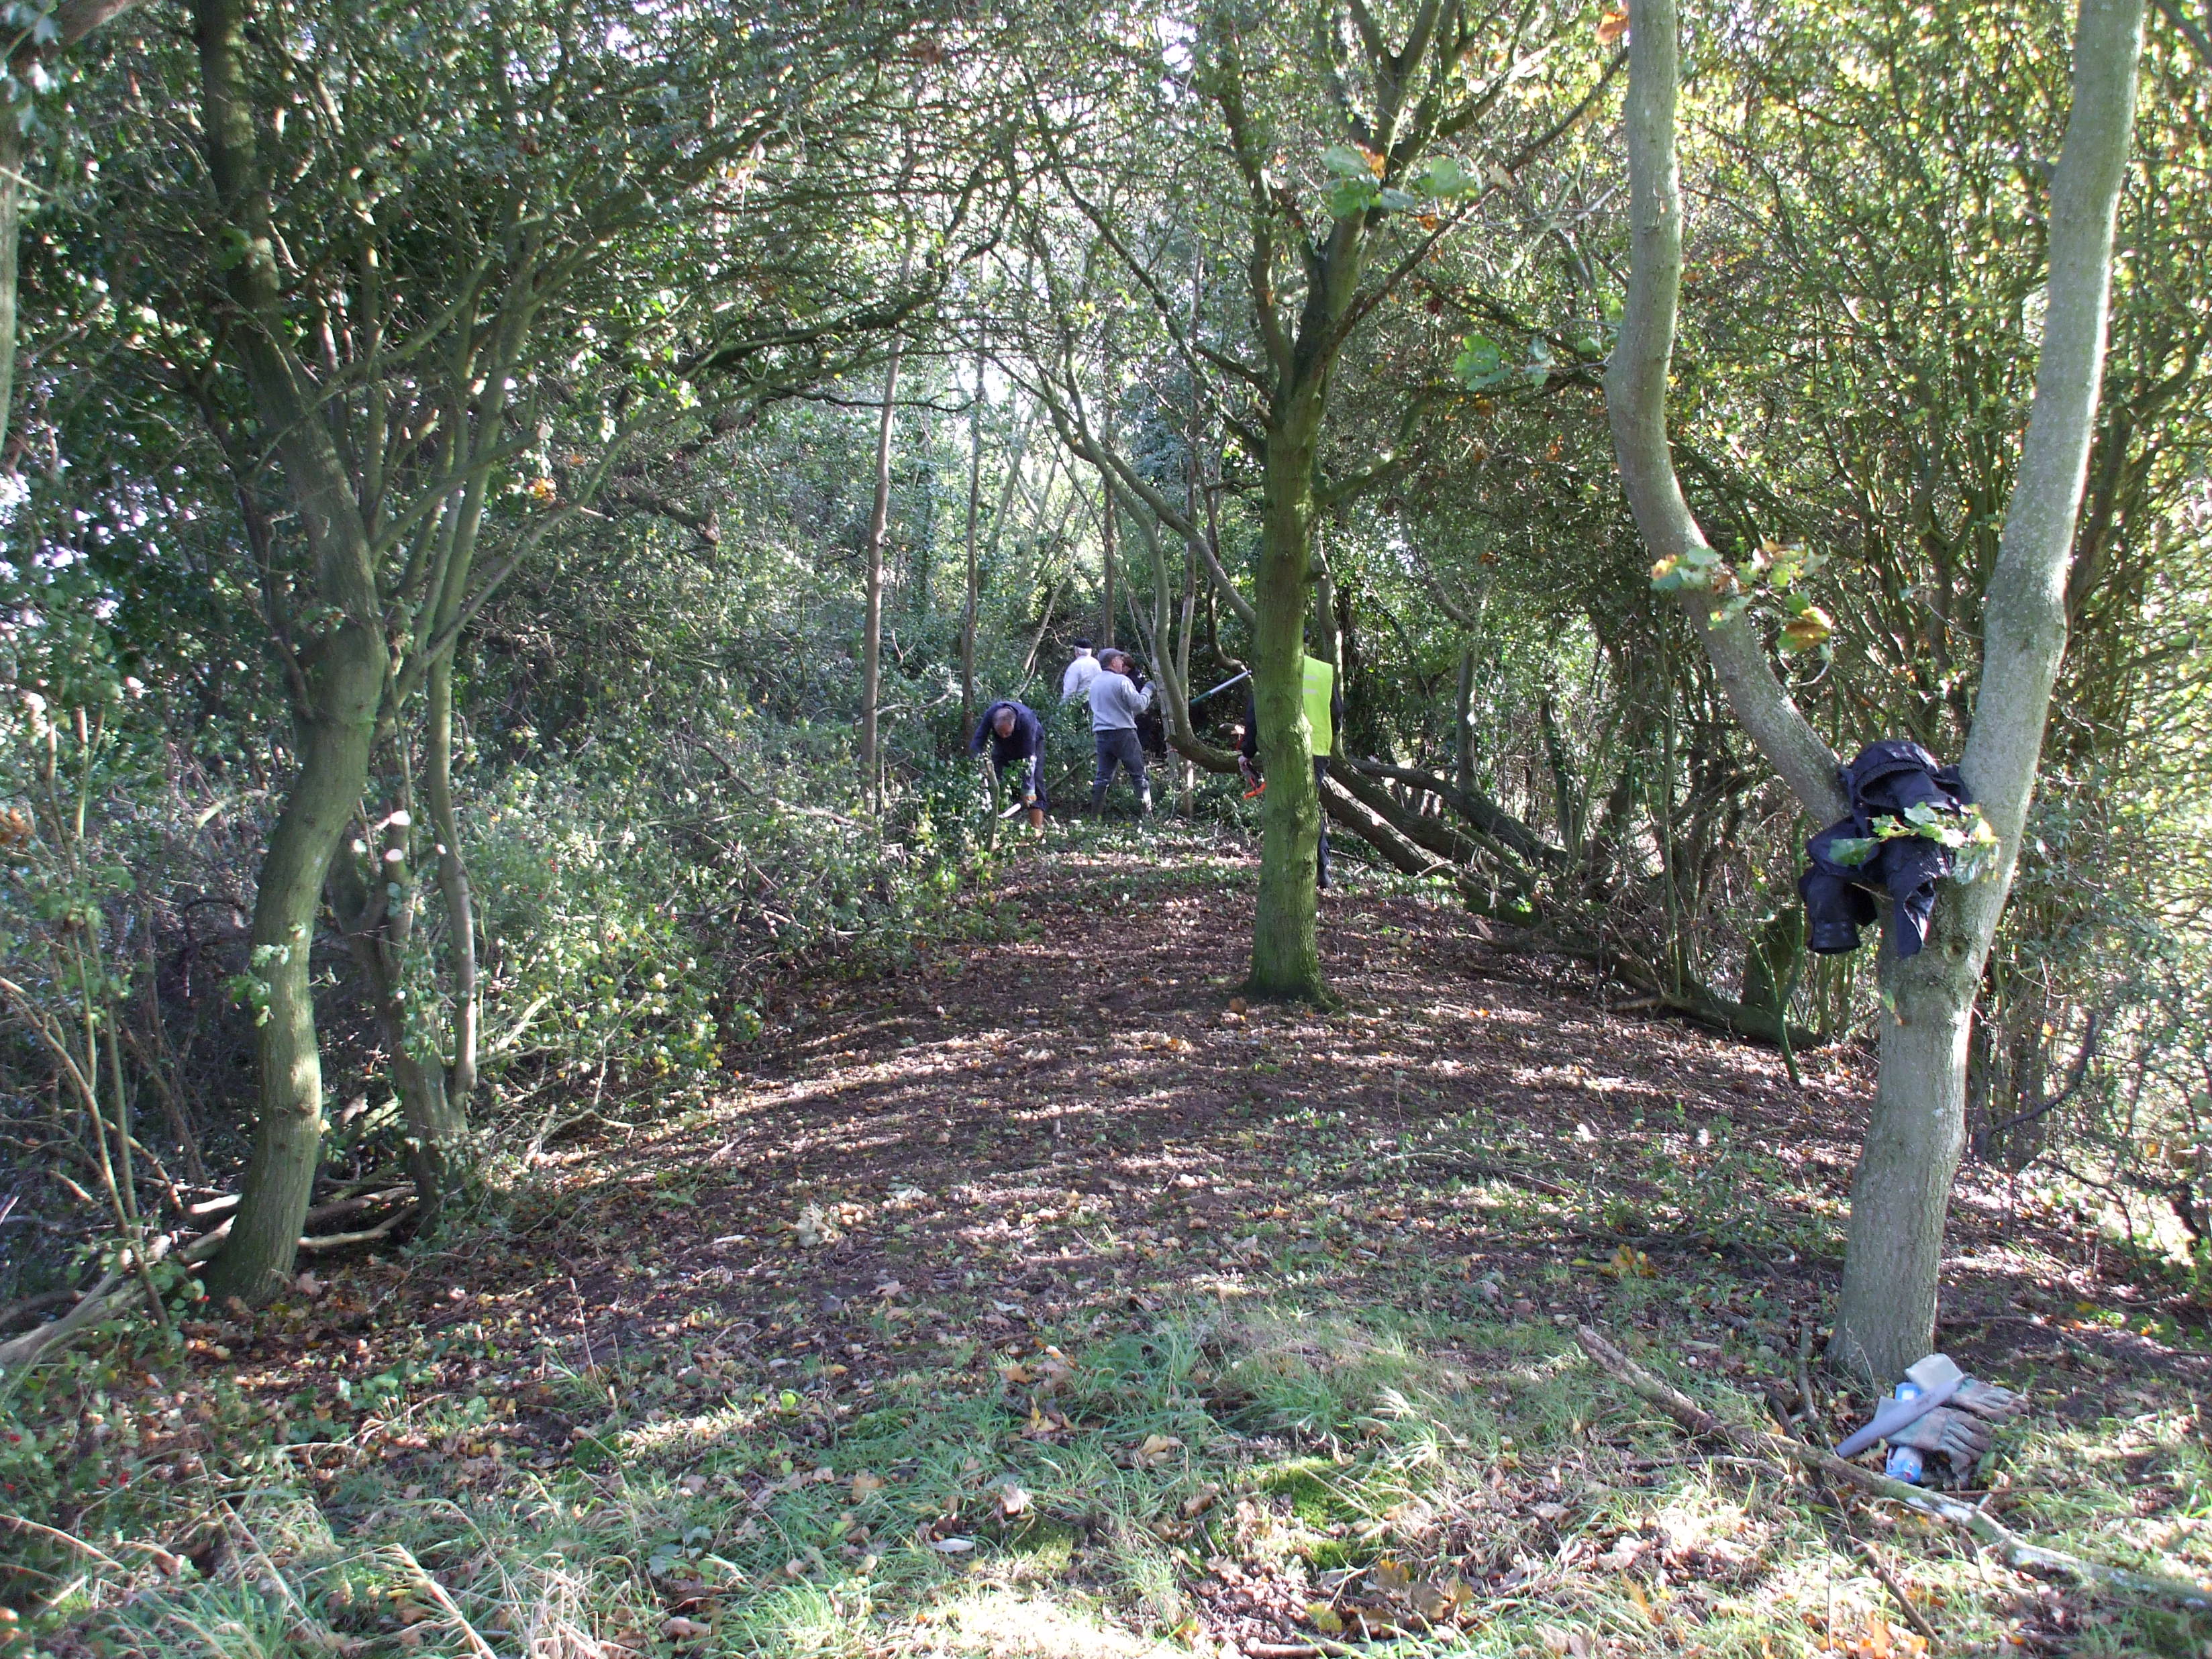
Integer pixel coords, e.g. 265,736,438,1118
960,351,984,736
1833,0,2144,1383
1100,476,1117,648
1454,647,1477,799
425,656,477,1109
1608,0,2145,1382
1246,423,1324,1003
858,335,904,805
193,0,393,1302
201,632,381,1302
0,115,21,464
1830,921,1976,1381
0,3,153,462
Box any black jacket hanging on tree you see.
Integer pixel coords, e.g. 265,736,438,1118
1799,740,1972,958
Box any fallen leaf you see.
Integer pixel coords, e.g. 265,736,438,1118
1131,1432,1183,1467
931,1537,976,1554
662,1615,713,1640
850,1471,886,1501
1307,1605,1346,1636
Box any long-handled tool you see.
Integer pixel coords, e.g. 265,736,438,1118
1190,668,1251,707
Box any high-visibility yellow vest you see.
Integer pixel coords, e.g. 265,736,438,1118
1303,655,1336,758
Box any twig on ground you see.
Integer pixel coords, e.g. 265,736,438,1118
1574,1323,2212,1610
385,1544,501,1659
1842,1516,1944,1650
1796,1318,1823,1429
294,1203,419,1252
0,1514,130,1571
1390,1150,1571,1197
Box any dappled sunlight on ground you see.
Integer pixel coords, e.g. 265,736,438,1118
29,827,2212,1657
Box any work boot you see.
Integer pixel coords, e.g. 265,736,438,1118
1091,785,1108,815
1137,789,1153,817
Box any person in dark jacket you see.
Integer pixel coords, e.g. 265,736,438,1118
1239,652,1346,889
970,700,1046,832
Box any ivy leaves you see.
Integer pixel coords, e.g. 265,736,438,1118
1827,802,2002,885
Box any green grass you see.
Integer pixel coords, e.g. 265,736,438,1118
14,1282,2211,1658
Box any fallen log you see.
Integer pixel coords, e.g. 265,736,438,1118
0,1184,417,1370
1574,1325,2212,1610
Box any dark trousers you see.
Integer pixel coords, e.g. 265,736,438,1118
1092,727,1150,813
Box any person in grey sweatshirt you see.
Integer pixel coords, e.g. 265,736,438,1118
1089,649,1153,816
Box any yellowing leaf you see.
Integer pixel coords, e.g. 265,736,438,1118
1780,605,1833,651
1307,1605,1346,1636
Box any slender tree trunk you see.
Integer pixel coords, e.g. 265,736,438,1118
1454,647,1477,799
960,351,984,736
858,336,905,807
202,637,381,1302
425,656,477,1108
330,862,466,1223
0,116,21,464
1313,532,1339,671
0,4,150,464
1246,419,1324,1002
1100,477,1117,648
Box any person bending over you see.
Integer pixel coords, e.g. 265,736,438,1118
1089,650,1153,817
970,699,1047,832
1239,652,1344,889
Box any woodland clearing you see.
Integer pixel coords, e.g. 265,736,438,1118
9,829,2209,1659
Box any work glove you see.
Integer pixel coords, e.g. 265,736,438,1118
1887,1405,1993,1476
1950,1377,2026,1425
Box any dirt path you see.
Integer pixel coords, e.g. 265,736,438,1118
428,831,2204,1410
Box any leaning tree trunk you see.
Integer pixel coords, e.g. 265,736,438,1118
203,630,382,1302
1832,0,2145,1381
195,0,391,1302
1610,0,2145,1382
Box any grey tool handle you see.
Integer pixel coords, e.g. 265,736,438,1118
1836,1372,1964,1458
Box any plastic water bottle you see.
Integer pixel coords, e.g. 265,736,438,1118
1883,1380,1925,1483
